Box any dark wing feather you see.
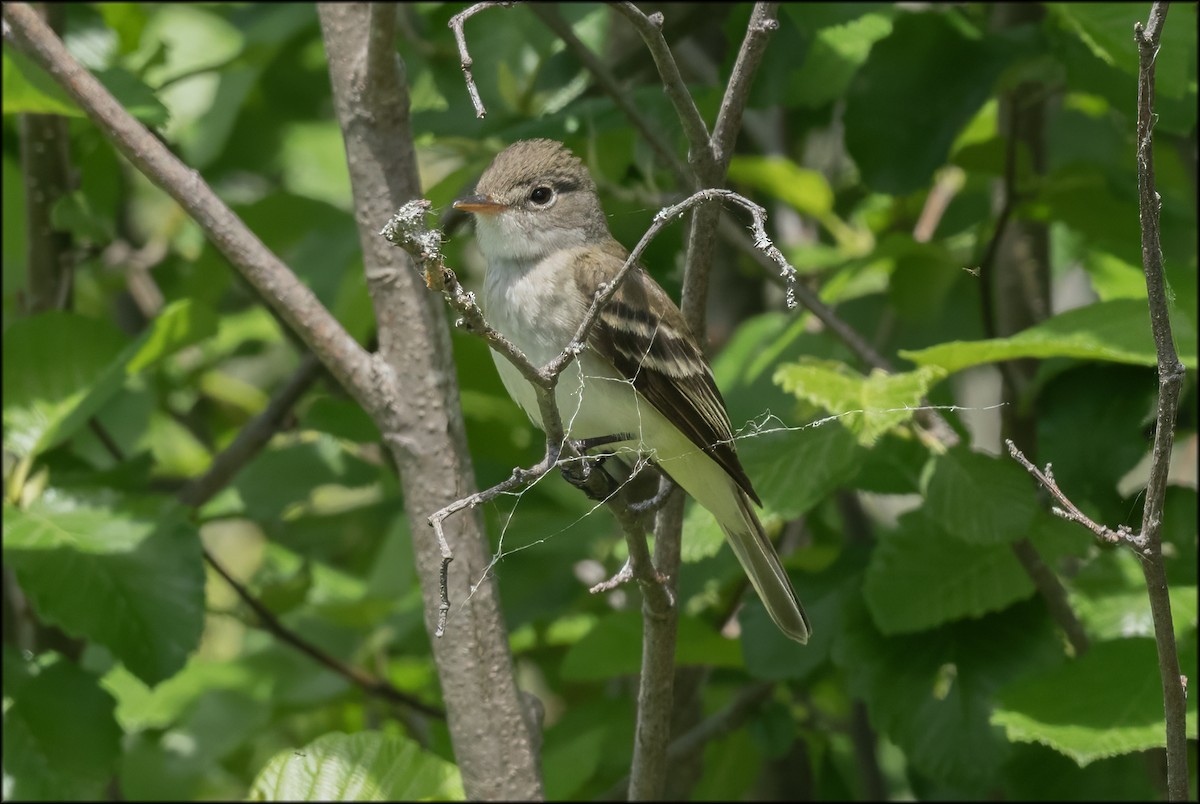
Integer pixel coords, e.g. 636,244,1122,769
576,247,761,505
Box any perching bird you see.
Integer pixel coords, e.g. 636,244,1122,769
454,139,809,643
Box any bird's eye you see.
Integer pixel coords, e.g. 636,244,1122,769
529,186,554,205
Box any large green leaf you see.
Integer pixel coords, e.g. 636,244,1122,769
248,732,464,801
901,299,1199,373
786,8,895,108
727,155,834,218
993,638,1200,765
1049,3,1197,100
836,596,1064,788
1069,548,1198,641
2,653,122,801
2,300,218,459
922,448,1039,545
737,420,863,520
2,312,127,457
844,11,1016,194
863,511,1037,634
3,497,206,686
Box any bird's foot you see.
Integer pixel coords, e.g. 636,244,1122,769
560,433,633,501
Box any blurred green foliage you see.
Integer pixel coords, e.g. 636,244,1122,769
2,2,1197,800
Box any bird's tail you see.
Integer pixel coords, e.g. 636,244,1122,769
720,489,810,644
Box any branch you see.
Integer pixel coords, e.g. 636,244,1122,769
319,5,545,797
710,3,779,170
1,2,379,418
602,681,776,799
178,354,324,508
447,1,516,118
529,4,693,189
610,2,714,174
1005,440,1143,548
1134,4,1189,800
203,548,444,719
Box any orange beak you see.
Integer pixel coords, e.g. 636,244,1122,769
453,194,506,214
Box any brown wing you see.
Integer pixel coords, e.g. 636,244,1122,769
575,245,761,505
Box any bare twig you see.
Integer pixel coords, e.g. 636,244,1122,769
710,3,779,169
447,1,516,118
1134,4,1189,800
1006,439,1143,548
203,548,445,719
610,2,714,174
178,354,324,508
529,4,693,189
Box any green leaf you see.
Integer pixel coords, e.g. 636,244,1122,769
2,301,218,459
3,497,205,685
2,312,127,458
738,420,862,519
901,299,1199,373
788,10,895,108
2,48,83,116
922,448,1039,545
1037,364,1157,523
775,359,946,446
1049,3,1197,100
740,569,844,681
95,67,170,126
1069,548,1198,641
993,638,1200,765
836,596,1063,788
248,732,464,801
2,654,122,801
120,688,271,801
102,657,265,733
864,511,1037,634
301,396,381,443
727,155,834,217
845,12,1016,194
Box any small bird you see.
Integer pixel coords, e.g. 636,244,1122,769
454,139,809,643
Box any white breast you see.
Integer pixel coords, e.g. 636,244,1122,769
482,248,652,447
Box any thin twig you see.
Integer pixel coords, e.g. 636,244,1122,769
178,354,325,508
447,1,516,118
529,4,693,190
203,548,445,719
1134,4,1189,800
1006,439,1144,548
610,2,714,174
710,3,779,169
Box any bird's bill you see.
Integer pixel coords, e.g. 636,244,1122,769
453,194,506,214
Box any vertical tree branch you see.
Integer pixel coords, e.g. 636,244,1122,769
984,2,1089,658
1134,4,1188,800
317,5,544,799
